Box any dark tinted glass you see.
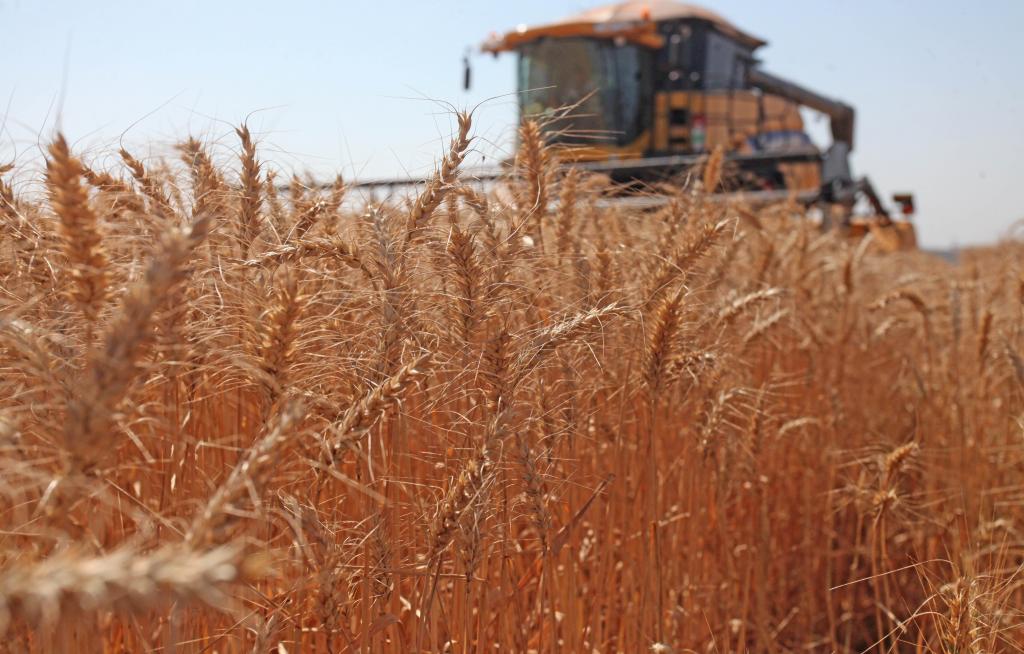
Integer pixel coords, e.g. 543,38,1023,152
519,38,652,146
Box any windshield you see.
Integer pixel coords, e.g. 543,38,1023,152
518,38,651,146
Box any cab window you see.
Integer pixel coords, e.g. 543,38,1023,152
704,31,748,90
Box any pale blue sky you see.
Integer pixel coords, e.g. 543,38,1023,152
2,0,1022,248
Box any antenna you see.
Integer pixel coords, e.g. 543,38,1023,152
462,48,472,91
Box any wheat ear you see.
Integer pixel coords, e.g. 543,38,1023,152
45,134,109,326
327,353,430,456
235,124,264,254
187,401,304,546
405,111,472,245
0,544,259,634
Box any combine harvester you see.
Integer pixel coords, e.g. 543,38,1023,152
362,1,918,250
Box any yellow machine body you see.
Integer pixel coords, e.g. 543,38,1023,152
478,0,916,248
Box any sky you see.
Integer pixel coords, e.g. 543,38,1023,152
2,0,1022,249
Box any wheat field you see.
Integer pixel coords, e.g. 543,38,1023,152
0,114,1022,653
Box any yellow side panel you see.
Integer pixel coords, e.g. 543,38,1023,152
663,91,814,155
665,91,779,153
706,124,730,150
704,92,730,150
761,94,805,132
654,93,669,152
730,92,760,150
731,93,759,123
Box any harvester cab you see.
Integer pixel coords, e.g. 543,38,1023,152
479,0,917,250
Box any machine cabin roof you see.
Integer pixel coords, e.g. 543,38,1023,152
483,0,766,53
